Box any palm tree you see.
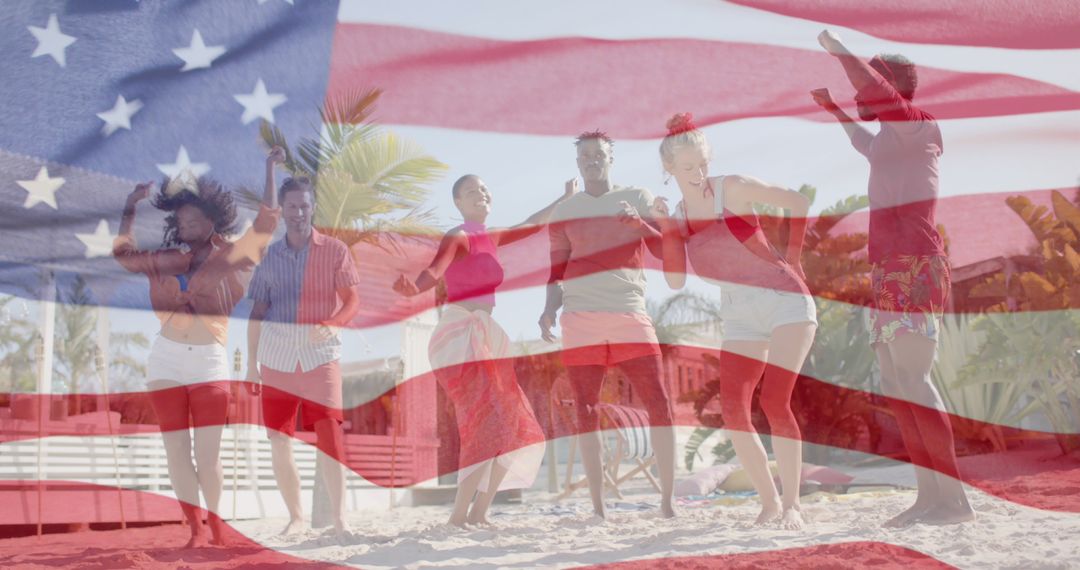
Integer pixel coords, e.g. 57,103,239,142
0,297,36,408
238,88,446,251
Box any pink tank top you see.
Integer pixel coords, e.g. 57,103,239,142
443,221,504,306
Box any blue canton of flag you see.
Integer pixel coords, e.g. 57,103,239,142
0,0,340,309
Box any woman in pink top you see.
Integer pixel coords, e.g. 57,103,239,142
394,174,575,527
812,29,974,526
653,113,817,530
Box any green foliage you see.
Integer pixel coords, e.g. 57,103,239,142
238,89,446,252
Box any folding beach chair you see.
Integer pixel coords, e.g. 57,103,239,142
557,400,660,500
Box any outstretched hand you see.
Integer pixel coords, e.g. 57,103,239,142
127,181,153,205
564,178,579,200
817,29,846,55
616,200,644,231
393,274,419,297
267,145,286,167
810,88,839,113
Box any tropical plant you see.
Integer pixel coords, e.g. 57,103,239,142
930,313,1024,453
0,297,36,395
646,290,724,378
237,88,447,250
961,190,1080,454
50,275,151,414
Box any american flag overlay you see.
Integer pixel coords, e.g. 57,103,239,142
1,1,1079,568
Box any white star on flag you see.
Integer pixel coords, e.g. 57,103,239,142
28,13,76,68
172,29,226,72
16,166,65,210
75,220,117,258
157,145,210,178
97,95,144,137
234,79,287,124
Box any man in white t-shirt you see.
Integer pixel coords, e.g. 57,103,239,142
539,131,676,519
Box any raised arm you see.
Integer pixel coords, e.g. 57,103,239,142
225,147,285,267
393,230,467,297
494,179,578,247
810,87,874,157
817,29,920,123
113,182,189,275
727,175,810,278
263,146,284,209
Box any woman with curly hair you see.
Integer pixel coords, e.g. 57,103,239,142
652,113,817,529
113,148,282,547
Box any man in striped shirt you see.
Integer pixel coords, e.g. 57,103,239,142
246,175,361,537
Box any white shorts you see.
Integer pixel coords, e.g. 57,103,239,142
147,335,231,386
721,284,817,342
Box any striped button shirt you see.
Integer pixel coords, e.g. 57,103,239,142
248,229,361,373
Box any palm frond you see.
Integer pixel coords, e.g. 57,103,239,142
258,121,308,176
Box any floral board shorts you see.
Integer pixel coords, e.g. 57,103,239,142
868,254,950,346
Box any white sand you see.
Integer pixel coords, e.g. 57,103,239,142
1,478,1076,569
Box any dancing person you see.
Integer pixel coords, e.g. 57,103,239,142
394,174,572,527
811,29,974,526
653,113,816,529
113,150,280,547
246,160,361,538
539,131,677,519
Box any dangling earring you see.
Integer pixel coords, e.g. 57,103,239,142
663,174,671,186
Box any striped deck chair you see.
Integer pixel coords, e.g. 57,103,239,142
557,400,661,500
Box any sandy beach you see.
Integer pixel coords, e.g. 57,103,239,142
1,466,1076,570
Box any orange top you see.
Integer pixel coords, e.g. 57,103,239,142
113,205,281,345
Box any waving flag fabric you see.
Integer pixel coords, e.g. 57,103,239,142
1,1,1079,568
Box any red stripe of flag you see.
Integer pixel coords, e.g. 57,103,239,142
326,24,1080,139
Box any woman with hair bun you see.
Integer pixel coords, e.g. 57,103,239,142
651,113,817,529
112,147,282,547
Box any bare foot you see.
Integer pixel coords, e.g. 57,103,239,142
883,501,931,528
447,515,469,529
753,501,782,526
466,512,491,526
183,533,209,549
279,518,306,537
207,515,236,547
916,503,976,526
778,507,804,530
660,500,677,519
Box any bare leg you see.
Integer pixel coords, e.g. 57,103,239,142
449,462,487,527
467,460,510,525
269,432,305,535
886,334,974,526
876,344,940,527
617,355,678,518
720,341,781,525
762,322,816,530
314,418,349,535
567,365,608,519
147,382,207,548
190,386,230,545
